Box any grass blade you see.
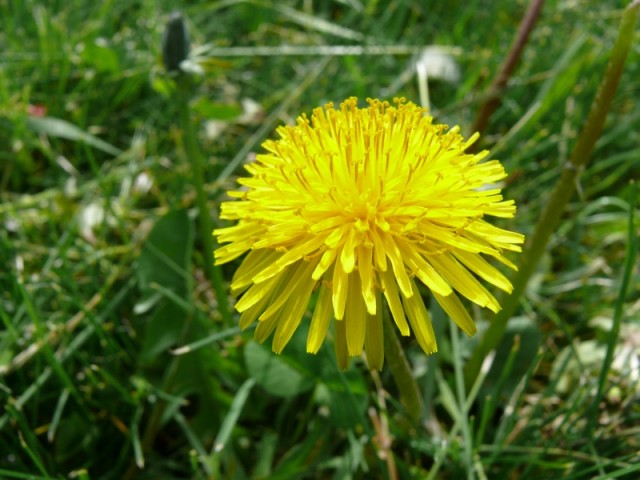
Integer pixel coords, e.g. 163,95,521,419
210,378,256,457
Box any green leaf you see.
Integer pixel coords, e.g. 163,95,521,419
482,316,542,401
269,424,330,479
192,98,243,120
137,210,193,303
81,40,120,73
135,209,193,360
314,372,368,429
26,116,122,156
244,341,314,398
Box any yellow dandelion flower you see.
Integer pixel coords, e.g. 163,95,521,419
214,97,524,370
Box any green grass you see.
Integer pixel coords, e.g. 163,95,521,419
1,0,640,479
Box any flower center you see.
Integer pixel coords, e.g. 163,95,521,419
351,201,377,231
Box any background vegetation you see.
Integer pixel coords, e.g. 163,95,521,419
1,0,639,478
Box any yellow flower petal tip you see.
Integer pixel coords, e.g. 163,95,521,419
215,97,524,369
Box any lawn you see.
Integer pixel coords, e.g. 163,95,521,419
1,1,639,479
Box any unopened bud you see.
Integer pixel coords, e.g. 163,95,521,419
162,11,190,73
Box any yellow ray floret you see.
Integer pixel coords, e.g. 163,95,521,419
214,97,524,370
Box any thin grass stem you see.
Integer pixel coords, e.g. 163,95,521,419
585,181,637,435
175,75,232,326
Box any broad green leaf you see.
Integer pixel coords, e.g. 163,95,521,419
244,341,314,398
135,209,193,360
313,373,368,429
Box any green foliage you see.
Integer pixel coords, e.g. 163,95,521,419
2,0,640,479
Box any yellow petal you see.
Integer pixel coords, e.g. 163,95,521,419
214,221,265,244
334,313,349,370
340,228,358,273
272,261,318,353
312,247,338,280
238,287,274,330
402,279,437,354
466,221,525,247
380,232,413,298
357,245,376,314
332,251,349,320
379,268,410,336
432,291,477,336
275,234,330,271
428,253,500,312
231,249,279,294
259,259,317,321
254,311,279,343
453,249,513,293
396,237,452,296
234,271,281,313
307,285,333,353
364,292,384,370
344,273,366,356
214,240,254,265
370,231,388,271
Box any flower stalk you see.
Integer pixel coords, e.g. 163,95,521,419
470,0,545,141
464,0,640,387
383,313,423,422
175,74,232,326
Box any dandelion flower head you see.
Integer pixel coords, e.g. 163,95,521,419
214,97,524,370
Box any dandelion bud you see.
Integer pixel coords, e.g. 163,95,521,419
162,11,189,73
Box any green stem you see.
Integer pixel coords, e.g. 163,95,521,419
470,0,545,141
464,0,640,387
383,314,423,422
176,75,232,326
449,321,474,479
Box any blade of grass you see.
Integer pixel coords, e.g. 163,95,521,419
16,281,83,406
199,44,459,57
233,0,364,41
585,181,637,435
27,116,122,156
175,411,213,476
130,404,145,469
475,336,521,446
449,320,475,480
0,470,56,480
47,388,70,443
171,325,244,355
209,378,256,461
6,404,49,477
422,352,497,480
